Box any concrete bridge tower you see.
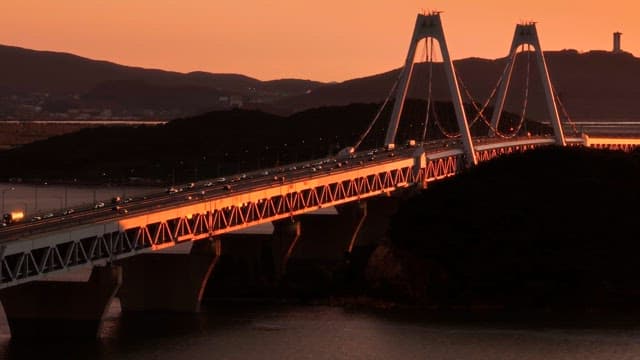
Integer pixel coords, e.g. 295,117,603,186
489,22,566,146
384,12,477,166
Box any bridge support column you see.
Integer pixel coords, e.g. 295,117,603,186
205,231,276,297
272,219,301,280
0,265,121,338
117,238,220,312
201,220,300,298
291,202,367,261
354,196,401,248
282,202,367,293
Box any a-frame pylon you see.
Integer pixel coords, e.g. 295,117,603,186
384,12,477,166
489,23,566,146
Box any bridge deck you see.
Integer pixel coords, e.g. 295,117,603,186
0,134,638,288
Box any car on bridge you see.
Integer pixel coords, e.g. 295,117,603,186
112,205,128,214
2,211,24,225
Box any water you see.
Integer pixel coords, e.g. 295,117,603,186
1,301,639,359
0,182,159,216
2,183,640,359
564,121,640,136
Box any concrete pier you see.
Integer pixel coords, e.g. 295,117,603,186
0,265,122,338
117,238,220,312
291,202,367,261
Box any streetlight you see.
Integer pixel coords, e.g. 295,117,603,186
1,187,15,214
19,202,28,215
35,182,47,212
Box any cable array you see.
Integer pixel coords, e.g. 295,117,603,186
552,83,579,136
352,75,400,151
457,45,531,139
420,37,434,143
353,32,577,149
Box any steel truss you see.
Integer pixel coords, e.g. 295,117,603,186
0,153,465,287
475,143,543,162
0,137,620,288
586,143,640,152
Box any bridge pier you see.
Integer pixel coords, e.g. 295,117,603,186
205,204,368,297
282,202,367,293
117,238,220,312
354,196,402,248
0,265,121,338
204,220,300,297
291,202,367,261
272,219,302,280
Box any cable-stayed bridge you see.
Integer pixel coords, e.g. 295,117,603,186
0,12,639,338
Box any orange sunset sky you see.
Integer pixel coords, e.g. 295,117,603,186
1,1,637,82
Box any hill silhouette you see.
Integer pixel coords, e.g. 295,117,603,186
0,100,542,184
275,50,640,121
365,146,640,309
2,45,640,121
0,44,323,117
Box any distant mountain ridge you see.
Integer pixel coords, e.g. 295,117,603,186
0,44,322,94
275,49,640,122
1,44,639,121
0,44,324,118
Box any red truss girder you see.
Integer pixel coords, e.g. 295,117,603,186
476,144,539,162
0,139,570,286
588,143,639,152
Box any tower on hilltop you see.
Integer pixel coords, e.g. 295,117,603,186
613,32,622,53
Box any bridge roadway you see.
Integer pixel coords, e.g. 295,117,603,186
0,134,629,288
0,135,552,241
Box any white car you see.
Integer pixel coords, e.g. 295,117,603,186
94,201,105,209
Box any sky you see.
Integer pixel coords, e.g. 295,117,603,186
1,1,638,82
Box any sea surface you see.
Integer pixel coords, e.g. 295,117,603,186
1,301,640,360
0,182,159,217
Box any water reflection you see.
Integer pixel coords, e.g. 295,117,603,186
2,301,640,359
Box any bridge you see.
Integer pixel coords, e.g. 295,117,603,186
1,12,639,338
